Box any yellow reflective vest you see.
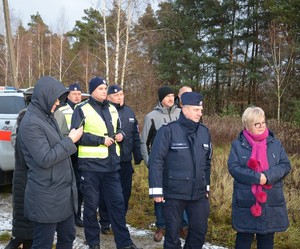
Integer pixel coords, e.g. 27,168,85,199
78,102,120,159
59,103,73,130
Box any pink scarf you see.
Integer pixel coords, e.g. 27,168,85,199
243,128,272,217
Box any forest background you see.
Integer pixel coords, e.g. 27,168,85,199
0,0,300,248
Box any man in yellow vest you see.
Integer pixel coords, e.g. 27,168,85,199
59,82,84,227
70,77,141,249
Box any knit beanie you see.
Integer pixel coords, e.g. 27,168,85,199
158,86,174,102
88,77,107,94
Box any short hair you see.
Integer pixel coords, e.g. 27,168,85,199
242,106,265,129
178,86,192,98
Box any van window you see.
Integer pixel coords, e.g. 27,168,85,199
0,96,26,114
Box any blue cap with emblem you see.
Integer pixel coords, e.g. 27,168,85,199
88,76,107,94
181,92,203,106
69,82,81,92
108,84,122,95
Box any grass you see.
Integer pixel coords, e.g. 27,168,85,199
127,116,300,248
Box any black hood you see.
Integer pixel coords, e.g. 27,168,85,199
30,76,69,115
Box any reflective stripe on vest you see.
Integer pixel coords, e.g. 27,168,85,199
78,103,120,159
59,104,73,130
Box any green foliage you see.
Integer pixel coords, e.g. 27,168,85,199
291,100,300,125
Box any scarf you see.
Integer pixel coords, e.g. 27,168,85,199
243,128,272,217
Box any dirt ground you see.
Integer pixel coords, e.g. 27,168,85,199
0,190,226,249
0,191,163,249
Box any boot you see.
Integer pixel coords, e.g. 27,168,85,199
22,239,33,249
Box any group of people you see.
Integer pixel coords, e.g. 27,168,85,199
5,75,291,249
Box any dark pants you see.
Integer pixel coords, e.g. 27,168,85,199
31,214,75,249
81,170,132,248
163,198,210,249
99,161,134,226
155,202,189,229
235,232,275,249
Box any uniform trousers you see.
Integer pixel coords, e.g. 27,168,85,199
99,161,134,227
81,170,133,248
163,198,209,249
31,214,75,249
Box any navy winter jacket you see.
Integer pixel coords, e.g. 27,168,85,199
228,130,291,233
71,97,121,172
149,113,212,200
110,103,143,164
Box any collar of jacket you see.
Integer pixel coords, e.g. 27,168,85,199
89,96,109,107
178,112,199,133
108,101,124,110
239,129,275,149
154,102,178,114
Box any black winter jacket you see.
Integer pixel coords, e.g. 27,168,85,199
149,113,212,200
110,102,143,164
11,110,33,240
19,76,78,223
71,97,121,172
228,130,291,233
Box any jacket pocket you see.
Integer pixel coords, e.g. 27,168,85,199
234,183,256,208
267,186,285,207
167,175,189,195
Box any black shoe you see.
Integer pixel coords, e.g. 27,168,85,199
21,240,33,249
75,216,84,227
101,224,111,235
118,243,142,249
4,237,22,249
88,245,100,249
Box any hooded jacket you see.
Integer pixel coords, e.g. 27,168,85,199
140,103,181,165
228,130,291,233
19,76,78,223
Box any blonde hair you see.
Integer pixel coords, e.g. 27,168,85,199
242,106,265,129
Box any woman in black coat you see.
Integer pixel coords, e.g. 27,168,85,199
18,76,83,249
228,106,291,249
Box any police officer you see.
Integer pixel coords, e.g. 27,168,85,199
59,82,84,227
99,84,143,234
59,82,82,130
149,92,212,249
70,77,141,249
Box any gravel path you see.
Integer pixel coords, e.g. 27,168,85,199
0,192,227,249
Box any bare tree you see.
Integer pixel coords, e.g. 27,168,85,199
262,20,295,124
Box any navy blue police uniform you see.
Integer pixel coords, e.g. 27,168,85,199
149,92,212,249
99,86,143,229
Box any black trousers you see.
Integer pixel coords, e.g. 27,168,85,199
163,198,210,249
81,170,132,248
99,161,134,226
32,214,75,249
235,232,275,249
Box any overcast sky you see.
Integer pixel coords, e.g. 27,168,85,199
7,0,98,32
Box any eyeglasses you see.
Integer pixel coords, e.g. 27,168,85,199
253,121,266,128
